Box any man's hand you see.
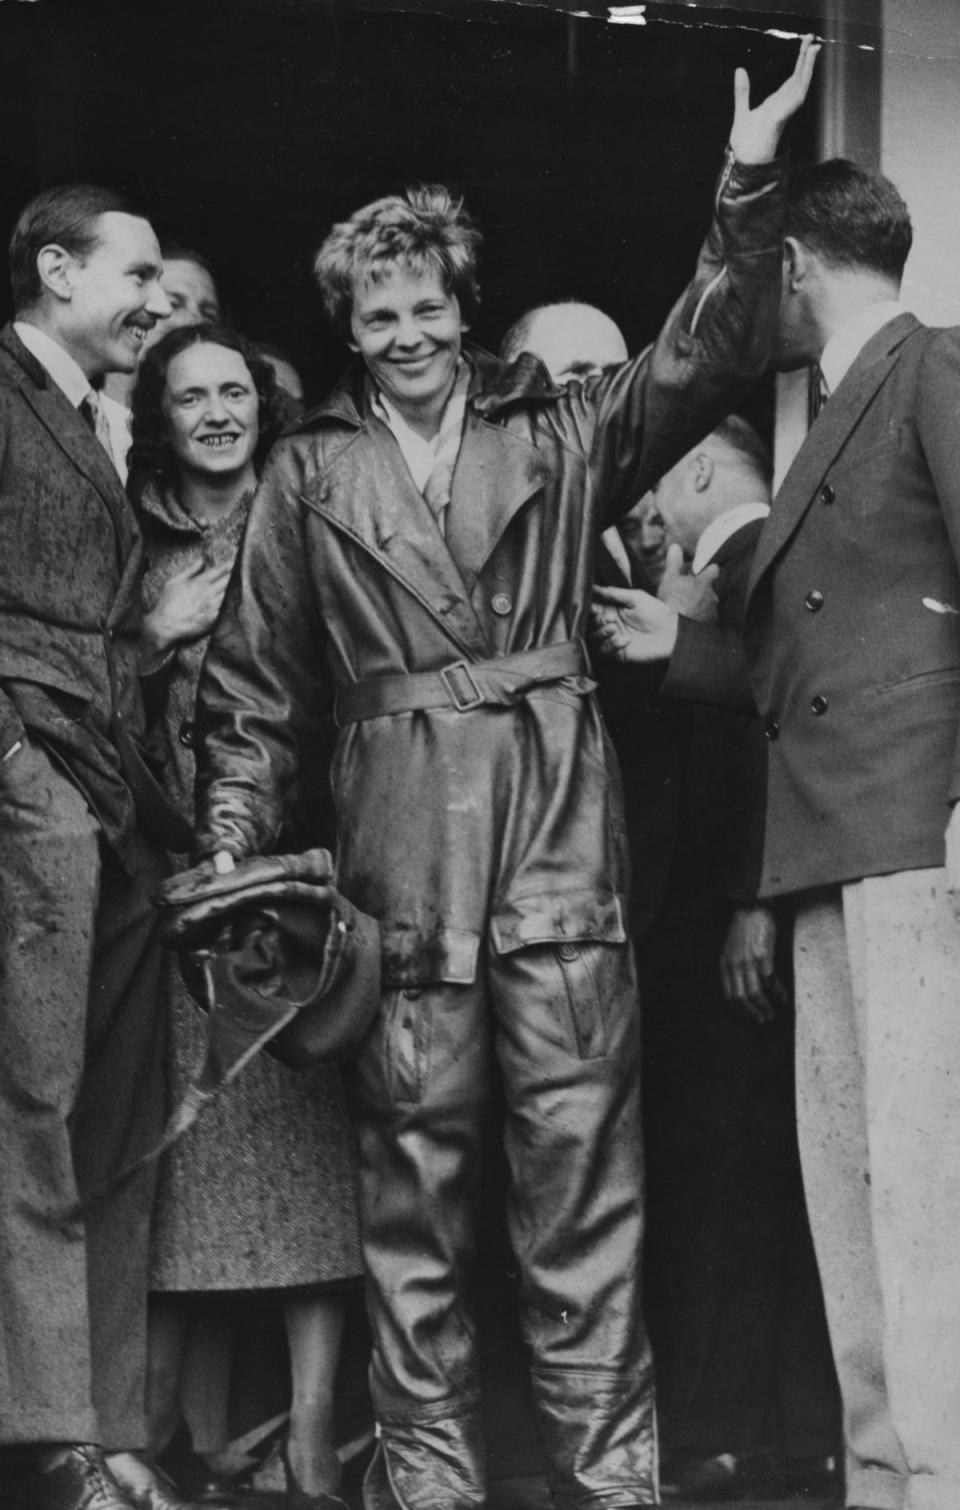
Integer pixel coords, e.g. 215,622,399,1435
657,542,718,624
729,34,820,166
719,903,788,1024
591,584,679,664
946,805,960,919
141,560,232,664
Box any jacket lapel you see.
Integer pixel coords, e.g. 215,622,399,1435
1,326,136,559
308,404,493,660
444,410,551,592
749,313,921,594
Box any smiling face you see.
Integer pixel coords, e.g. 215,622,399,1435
348,262,466,435
161,342,260,485
59,211,172,379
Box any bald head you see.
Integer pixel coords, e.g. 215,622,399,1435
653,417,772,557
501,301,628,382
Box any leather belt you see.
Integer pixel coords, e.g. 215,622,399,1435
334,639,591,725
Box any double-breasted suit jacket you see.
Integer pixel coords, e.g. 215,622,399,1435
669,312,960,898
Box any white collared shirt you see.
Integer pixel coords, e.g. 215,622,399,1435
99,392,133,483
14,320,92,410
692,500,771,576
818,300,905,397
372,362,470,494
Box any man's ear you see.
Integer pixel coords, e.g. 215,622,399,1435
783,236,806,292
692,451,715,492
35,244,76,303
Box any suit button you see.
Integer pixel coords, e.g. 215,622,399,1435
763,718,780,741
557,943,580,962
178,720,194,748
804,590,824,612
820,483,835,505
810,694,828,715
491,593,512,616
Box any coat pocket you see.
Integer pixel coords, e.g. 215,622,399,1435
554,943,610,1061
384,987,433,1104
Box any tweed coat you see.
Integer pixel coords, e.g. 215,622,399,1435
667,312,960,897
195,154,787,984
0,324,184,859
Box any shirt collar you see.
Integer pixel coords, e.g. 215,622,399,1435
372,360,470,493
692,501,771,575
818,300,905,397
13,320,95,409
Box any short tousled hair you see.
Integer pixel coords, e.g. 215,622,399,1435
9,183,145,313
785,159,913,283
313,185,481,342
127,322,291,497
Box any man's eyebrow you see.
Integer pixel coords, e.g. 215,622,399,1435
127,260,162,278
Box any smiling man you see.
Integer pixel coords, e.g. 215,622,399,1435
0,185,201,1510
190,41,818,1510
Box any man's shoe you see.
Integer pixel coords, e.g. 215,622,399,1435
105,1453,203,1510
11,1444,138,1510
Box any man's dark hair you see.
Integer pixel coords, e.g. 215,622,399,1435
9,183,144,312
128,322,291,496
159,238,218,283
785,159,913,283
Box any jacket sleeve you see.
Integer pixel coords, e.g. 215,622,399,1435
661,614,756,715
194,440,330,859
562,151,786,523
913,328,960,807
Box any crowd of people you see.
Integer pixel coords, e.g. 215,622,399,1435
2,28,959,1510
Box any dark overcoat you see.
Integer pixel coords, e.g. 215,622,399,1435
195,154,787,982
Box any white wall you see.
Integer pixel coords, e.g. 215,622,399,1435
881,0,960,326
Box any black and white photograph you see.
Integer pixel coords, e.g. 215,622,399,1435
0,4,957,1510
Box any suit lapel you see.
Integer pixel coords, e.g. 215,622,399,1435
444,411,550,591
750,313,920,593
1,327,136,559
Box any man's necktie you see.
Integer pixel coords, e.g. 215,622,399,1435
79,390,117,468
809,364,830,424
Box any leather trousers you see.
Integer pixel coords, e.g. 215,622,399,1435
346,938,656,1510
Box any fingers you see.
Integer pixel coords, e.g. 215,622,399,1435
593,584,644,606
732,65,750,123
794,34,821,99
660,542,685,582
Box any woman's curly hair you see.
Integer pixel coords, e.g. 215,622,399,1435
313,184,482,342
127,322,293,498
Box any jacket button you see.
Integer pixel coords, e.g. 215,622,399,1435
820,483,835,505
804,590,824,612
763,718,780,741
491,592,512,616
810,694,828,715
557,942,580,962
178,720,194,748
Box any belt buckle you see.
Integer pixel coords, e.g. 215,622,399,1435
440,661,483,711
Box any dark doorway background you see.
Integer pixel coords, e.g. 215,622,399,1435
0,0,825,1475
0,0,819,403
